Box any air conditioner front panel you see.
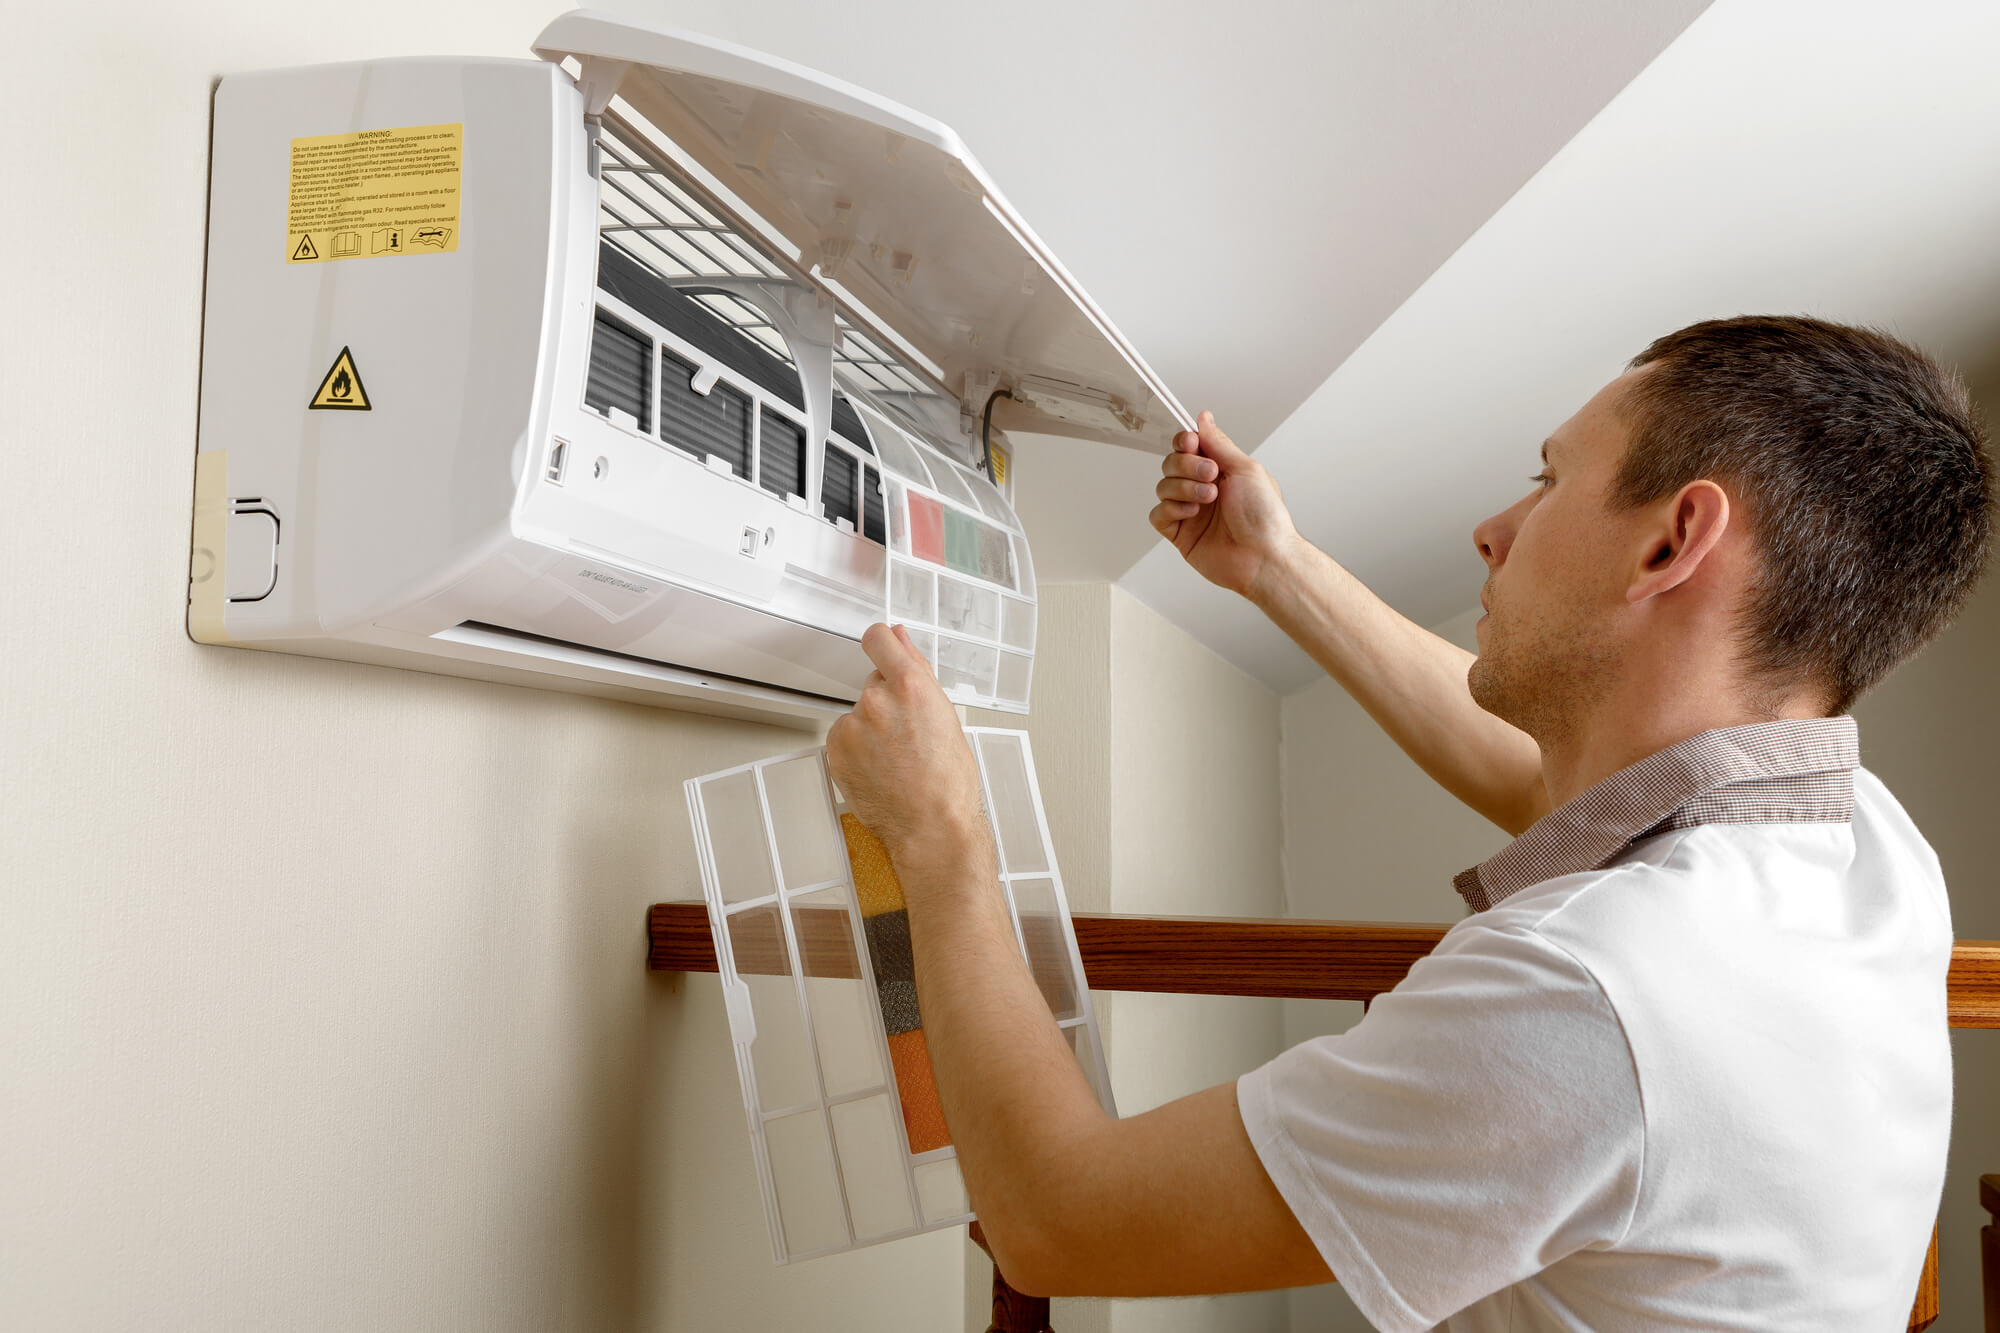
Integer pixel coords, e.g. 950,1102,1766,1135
197,58,579,638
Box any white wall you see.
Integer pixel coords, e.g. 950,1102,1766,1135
1125,0,2000,689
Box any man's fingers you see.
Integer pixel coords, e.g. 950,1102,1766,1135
1157,477,1217,504
1195,409,1253,469
860,621,917,678
1151,500,1198,533
1162,450,1219,483
890,624,939,680
1172,427,1202,454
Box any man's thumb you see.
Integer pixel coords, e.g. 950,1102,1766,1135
1196,410,1253,470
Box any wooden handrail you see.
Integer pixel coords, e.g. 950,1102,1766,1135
648,902,2000,1028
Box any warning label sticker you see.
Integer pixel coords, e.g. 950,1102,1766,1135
287,122,461,265
309,346,371,411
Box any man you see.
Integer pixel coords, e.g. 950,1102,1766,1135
826,316,1992,1329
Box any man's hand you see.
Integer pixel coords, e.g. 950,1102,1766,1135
825,623,988,877
1150,410,1301,602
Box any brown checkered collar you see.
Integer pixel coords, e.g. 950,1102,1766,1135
1454,717,1859,912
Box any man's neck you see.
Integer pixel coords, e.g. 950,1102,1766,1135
1535,688,1824,811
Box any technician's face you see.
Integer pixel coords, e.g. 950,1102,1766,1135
1466,370,1646,740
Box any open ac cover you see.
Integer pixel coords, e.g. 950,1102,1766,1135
189,10,1192,724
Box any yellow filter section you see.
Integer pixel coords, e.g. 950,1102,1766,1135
841,814,905,918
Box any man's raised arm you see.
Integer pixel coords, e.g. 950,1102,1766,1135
1151,412,1548,835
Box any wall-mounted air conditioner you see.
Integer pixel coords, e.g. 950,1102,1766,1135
189,10,1191,725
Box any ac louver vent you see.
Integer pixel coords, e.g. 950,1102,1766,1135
863,466,886,544
833,395,870,452
821,444,858,526
585,311,651,432
598,242,804,409
661,350,751,478
759,413,806,501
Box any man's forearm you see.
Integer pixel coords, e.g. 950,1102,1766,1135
891,823,1110,1286
1252,535,1547,834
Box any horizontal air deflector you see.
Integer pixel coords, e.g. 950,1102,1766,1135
446,620,850,707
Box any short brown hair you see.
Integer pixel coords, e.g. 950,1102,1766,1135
1619,315,1992,713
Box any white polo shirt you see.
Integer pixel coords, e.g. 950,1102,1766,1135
1238,719,1953,1331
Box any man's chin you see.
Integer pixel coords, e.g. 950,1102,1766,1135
1467,656,1513,724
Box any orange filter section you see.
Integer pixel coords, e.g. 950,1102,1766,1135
841,813,906,918
886,1029,952,1153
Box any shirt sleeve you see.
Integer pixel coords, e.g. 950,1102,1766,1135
1237,920,1644,1332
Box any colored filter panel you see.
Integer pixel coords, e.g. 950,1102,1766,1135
863,910,920,1035
887,1029,952,1153
841,814,905,917
908,493,945,564
943,507,980,577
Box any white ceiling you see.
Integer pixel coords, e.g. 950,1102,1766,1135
1123,0,2000,691
596,0,1712,583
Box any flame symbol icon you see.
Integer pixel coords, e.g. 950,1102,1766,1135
309,348,368,411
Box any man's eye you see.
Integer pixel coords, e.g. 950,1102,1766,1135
1529,472,1554,488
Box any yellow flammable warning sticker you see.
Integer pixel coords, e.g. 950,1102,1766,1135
308,346,370,410
287,122,461,264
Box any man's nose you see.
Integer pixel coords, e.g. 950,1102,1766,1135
1474,508,1514,569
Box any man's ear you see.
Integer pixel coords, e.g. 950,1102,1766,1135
1628,479,1730,604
